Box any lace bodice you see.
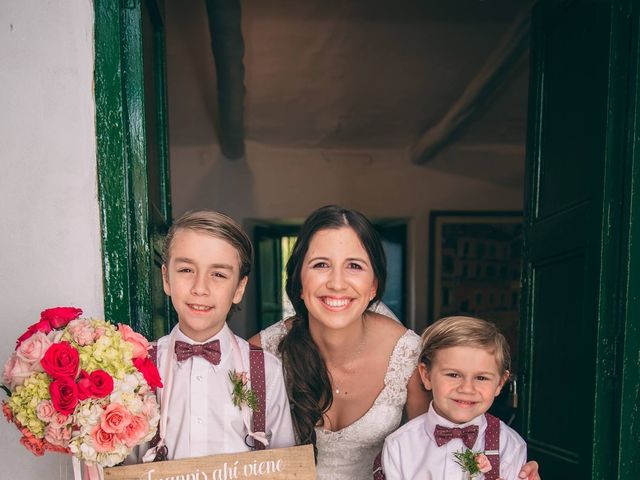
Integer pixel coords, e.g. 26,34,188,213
260,321,420,480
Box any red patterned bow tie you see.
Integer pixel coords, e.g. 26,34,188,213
174,339,221,365
434,424,479,449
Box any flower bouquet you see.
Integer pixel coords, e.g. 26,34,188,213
1,307,162,472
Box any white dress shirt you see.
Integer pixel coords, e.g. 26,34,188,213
382,403,527,480
155,324,295,460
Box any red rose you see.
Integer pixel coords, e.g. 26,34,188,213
133,357,163,390
88,370,114,398
49,377,79,415
76,370,92,401
15,319,52,349
77,370,114,400
15,307,82,349
40,307,83,329
41,342,80,380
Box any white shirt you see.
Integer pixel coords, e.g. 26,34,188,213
156,324,295,460
382,403,527,480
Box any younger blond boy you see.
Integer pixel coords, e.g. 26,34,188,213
381,316,526,479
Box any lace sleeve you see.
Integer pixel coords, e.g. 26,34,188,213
259,321,288,360
382,330,421,404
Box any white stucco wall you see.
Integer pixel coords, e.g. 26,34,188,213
0,1,102,478
170,142,523,337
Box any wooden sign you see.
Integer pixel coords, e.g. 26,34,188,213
103,445,316,480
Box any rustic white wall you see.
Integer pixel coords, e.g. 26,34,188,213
0,1,102,478
170,142,523,337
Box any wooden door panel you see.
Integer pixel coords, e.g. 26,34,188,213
529,204,589,258
529,254,594,458
142,0,173,338
522,1,616,478
537,2,608,218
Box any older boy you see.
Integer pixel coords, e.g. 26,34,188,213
143,210,295,461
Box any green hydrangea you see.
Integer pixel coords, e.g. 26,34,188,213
73,320,134,380
8,373,50,438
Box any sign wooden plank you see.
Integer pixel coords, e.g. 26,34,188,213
104,445,316,480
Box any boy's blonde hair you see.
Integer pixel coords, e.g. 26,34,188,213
419,316,511,375
162,210,253,279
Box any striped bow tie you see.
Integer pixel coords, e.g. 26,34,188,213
174,339,221,365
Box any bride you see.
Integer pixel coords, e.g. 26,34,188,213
250,205,540,480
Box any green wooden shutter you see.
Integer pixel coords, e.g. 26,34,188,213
520,0,633,477
617,1,640,476
95,0,172,339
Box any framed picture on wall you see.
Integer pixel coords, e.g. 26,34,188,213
428,211,523,360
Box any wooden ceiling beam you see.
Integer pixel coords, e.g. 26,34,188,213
410,4,533,165
205,0,246,160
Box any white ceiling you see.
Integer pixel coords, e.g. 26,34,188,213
166,0,529,181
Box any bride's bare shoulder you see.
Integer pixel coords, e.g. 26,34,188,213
366,310,407,340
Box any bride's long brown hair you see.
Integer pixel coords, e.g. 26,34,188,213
278,205,387,449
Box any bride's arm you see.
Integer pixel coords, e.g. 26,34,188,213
248,333,261,347
404,369,430,420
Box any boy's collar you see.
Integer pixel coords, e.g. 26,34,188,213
424,401,486,443
175,322,230,344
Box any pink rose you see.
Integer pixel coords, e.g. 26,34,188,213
93,327,106,340
44,423,72,447
51,411,70,426
67,319,95,346
16,319,52,348
16,331,51,365
142,395,159,420
118,324,149,359
476,453,492,474
100,403,131,434
118,414,148,447
36,400,56,422
91,425,116,453
2,353,34,389
234,371,248,385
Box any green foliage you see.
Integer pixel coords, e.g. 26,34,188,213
453,449,481,477
229,370,258,412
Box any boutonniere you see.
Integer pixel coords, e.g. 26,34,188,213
453,449,492,478
229,370,258,411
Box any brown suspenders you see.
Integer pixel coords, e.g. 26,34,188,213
148,341,268,458
482,413,501,480
248,343,267,451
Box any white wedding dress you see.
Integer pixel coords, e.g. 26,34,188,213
260,320,420,480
